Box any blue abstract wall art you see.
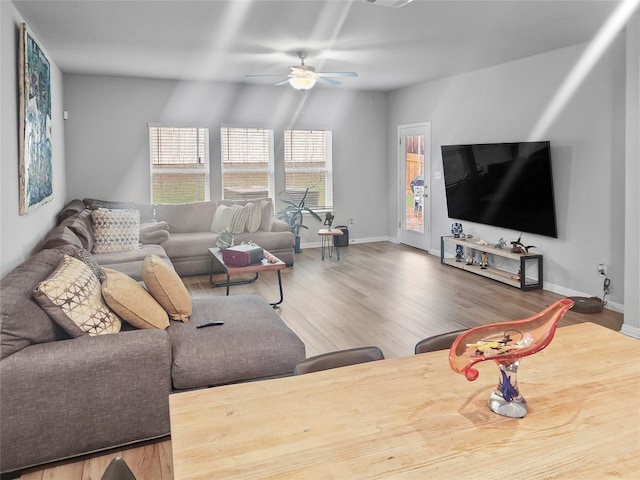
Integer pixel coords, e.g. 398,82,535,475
19,23,53,215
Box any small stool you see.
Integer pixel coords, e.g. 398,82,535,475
318,228,344,260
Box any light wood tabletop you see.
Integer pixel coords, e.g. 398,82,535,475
169,323,639,479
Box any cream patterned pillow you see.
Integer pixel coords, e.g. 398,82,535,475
229,204,249,234
92,208,140,254
245,202,262,233
33,255,121,337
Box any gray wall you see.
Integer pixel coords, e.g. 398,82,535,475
388,39,628,311
623,14,639,338
62,75,389,246
1,2,67,276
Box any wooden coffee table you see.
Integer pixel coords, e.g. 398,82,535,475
208,247,286,307
169,323,639,479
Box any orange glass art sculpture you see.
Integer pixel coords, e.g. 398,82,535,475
449,298,574,418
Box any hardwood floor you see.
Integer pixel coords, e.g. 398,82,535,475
16,242,623,479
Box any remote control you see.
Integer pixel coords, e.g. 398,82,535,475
196,320,224,328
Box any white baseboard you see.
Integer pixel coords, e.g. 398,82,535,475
301,236,392,250
543,282,624,314
620,324,640,339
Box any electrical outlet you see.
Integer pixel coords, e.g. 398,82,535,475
348,218,354,227
597,263,606,275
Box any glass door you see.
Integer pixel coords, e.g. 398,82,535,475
398,122,431,251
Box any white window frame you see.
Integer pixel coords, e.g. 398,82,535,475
148,124,210,204
220,126,275,201
284,129,333,211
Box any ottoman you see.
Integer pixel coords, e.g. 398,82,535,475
168,296,306,389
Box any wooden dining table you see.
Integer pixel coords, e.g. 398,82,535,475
169,322,640,479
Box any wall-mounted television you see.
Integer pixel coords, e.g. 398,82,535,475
441,141,558,238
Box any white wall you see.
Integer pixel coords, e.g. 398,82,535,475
387,39,627,309
0,2,66,276
62,75,389,247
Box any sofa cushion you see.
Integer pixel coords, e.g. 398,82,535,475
60,209,94,252
142,254,192,322
157,232,217,260
33,255,121,337
209,204,235,233
141,229,170,244
154,201,215,233
168,296,306,389
0,249,71,359
40,225,84,251
101,268,169,330
140,220,170,244
84,197,155,223
56,199,87,224
92,208,140,254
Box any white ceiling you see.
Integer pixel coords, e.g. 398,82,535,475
12,0,631,92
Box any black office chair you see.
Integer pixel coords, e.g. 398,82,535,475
294,346,385,375
414,329,466,354
101,457,137,480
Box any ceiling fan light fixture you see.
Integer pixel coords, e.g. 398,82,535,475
288,77,317,90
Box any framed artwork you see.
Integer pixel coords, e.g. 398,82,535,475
19,23,53,215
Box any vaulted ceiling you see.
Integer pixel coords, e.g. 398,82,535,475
12,0,631,91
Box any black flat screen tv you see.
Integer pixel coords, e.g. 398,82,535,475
441,141,558,238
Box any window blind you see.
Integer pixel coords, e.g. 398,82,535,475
220,127,274,201
149,126,210,204
284,129,333,210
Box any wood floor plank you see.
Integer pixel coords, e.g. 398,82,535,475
13,242,623,479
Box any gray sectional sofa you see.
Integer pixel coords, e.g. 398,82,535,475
0,198,305,475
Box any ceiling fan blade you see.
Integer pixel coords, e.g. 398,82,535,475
274,79,290,86
245,74,288,78
316,76,341,87
318,72,358,78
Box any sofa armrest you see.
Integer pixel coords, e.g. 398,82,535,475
0,330,172,473
271,218,291,232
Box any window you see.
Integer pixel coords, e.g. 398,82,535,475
149,126,209,204
284,129,333,210
220,127,275,201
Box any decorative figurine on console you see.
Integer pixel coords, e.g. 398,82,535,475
451,222,463,238
480,252,489,269
324,211,335,230
466,250,474,265
510,233,535,254
495,238,507,249
455,245,464,262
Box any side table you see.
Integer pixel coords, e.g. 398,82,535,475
318,228,344,260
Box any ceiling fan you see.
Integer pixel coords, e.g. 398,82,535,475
246,51,358,91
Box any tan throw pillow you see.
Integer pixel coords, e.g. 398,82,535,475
245,202,262,233
92,208,140,254
142,255,192,322
101,268,169,330
33,255,121,337
210,204,235,233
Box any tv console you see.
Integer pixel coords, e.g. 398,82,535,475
440,236,543,291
